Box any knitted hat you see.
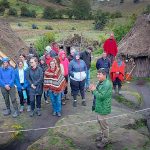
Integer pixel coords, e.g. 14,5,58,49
45,46,52,53
2,57,9,62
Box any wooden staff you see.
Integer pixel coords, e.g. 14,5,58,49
125,65,136,81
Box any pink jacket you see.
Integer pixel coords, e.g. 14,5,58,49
59,51,69,76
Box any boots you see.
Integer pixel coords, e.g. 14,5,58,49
118,86,121,95
81,100,86,106
36,108,41,116
95,132,104,142
12,110,19,118
3,109,11,116
96,138,109,148
73,100,77,107
30,110,35,117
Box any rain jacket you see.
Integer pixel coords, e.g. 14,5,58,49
93,79,112,115
110,60,125,81
59,51,69,76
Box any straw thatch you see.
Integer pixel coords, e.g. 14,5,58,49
0,19,28,62
118,14,150,58
118,14,150,77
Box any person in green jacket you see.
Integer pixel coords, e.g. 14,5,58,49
90,68,112,148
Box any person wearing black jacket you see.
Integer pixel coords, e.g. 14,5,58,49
80,47,92,91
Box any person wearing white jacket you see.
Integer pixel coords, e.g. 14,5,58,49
69,51,87,107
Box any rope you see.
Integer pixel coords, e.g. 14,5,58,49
0,107,150,134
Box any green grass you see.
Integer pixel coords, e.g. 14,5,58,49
3,0,44,17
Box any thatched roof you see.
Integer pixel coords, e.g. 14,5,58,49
0,19,28,61
118,14,150,58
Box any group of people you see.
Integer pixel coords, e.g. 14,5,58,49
0,33,126,148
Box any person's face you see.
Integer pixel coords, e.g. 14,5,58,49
19,55,25,61
76,55,80,60
102,53,107,59
3,61,9,68
87,49,91,54
71,51,75,56
50,61,56,69
30,59,37,68
18,62,23,69
40,60,45,64
97,72,106,82
61,53,65,60
110,33,114,39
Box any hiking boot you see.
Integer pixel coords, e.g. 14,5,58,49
96,138,109,148
52,112,57,116
27,105,31,112
65,94,69,100
30,111,35,117
36,108,41,116
82,100,86,106
73,100,77,107
3,109,11,116
12,110,19,118
95,132,104,142
57,112,61,117
45,100,49,104
19,106,24,112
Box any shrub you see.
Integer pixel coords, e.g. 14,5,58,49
65,8,74,19
17,22,22,27
20,6,36,18
110,11,122,19
0,0,9,8
8,8,17,16
35,32,55,56
71,27,76,30
0,5,5,15
56,9,65,19
143,5,150,14
94,12,109,30
32,24,38,29
45,25,53,30
43,7,57,19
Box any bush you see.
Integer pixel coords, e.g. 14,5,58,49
35,32,55,56
32,24,38,29
65,8,74,19
0,5,5,15
110,11,122,19
8,8,17,16
45,25,53,30
0,0,9,8
94,12,109,30
43,7,57,19
20,6,36,17
56,9,65,19
143,5,150,14
71,27,76,30
17,22,22,27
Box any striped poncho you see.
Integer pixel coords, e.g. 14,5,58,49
44,67,66,93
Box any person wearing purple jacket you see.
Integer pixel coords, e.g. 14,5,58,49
0,57,19,118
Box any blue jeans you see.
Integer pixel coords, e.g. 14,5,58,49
85,69,90,89
49,91,61,113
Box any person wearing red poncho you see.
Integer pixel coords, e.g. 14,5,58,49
110,56,125,94
44,58,66,117
103,33,118,64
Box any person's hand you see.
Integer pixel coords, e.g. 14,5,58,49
89,84,96,91
5,85,10,90
31,84,36,89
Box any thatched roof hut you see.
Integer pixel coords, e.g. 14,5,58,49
118,14,150,77
59,34,99,55
0,19,28,66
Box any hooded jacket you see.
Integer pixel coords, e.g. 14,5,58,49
103,38,118,56
59,51,69,76
69,52,87,81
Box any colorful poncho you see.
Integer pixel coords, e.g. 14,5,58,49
44,67,66,93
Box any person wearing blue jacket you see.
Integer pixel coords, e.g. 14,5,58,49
0,57,19,117
15,60,30,112
69,51,87,107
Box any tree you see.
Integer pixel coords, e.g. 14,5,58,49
43,7,57,19
72,0,91,20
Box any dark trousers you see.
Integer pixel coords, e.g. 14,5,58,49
18,89,30,106
43,91,48,101
1,86,18,110
113,77,122,89
70,79,85,100
64,75,68,95
30,95,42,111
